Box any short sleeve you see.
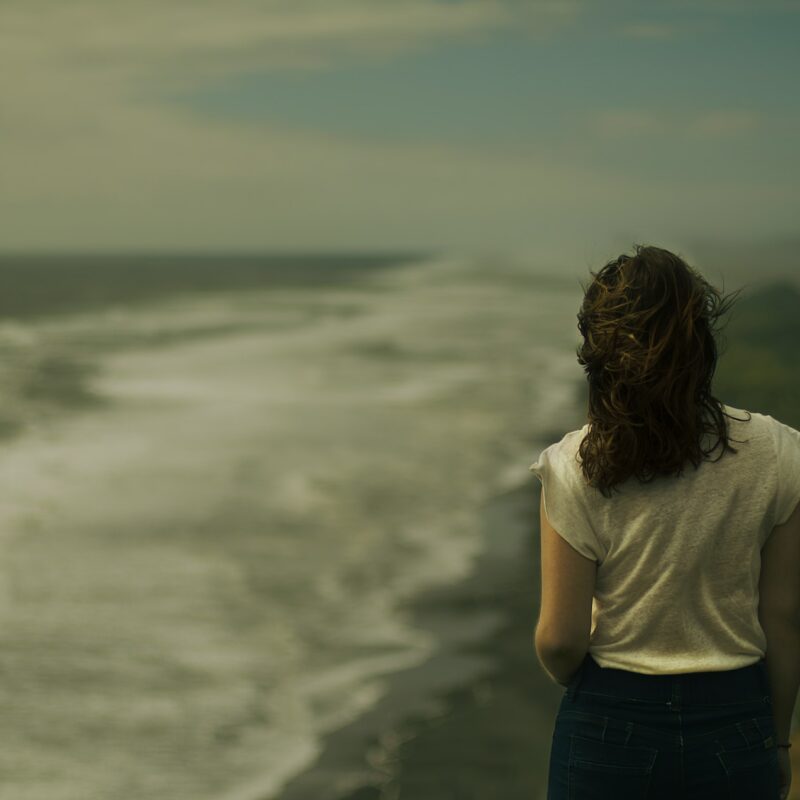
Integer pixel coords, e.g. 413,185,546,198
771,415,800,526
529,443,605,563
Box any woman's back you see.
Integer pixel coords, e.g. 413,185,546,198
531,404,800,674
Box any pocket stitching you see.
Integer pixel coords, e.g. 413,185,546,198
716,739,779,773
690,714,776,746
569,733,658,773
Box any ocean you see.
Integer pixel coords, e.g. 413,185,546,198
0,253,587,799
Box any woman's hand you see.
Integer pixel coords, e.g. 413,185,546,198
777,747,792,800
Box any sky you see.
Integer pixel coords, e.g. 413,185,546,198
1,0,798,266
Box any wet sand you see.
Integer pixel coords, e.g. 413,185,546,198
276,474,565,800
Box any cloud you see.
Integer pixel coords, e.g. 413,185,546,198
687,110,762,137
1,95,792,257
0,1,521,146
0,1,581,190
593,110,664,137
0,1,573,88
0,100,639,252
0,0,793,255
667,0,800,12
0,0,598,253
591,108,764,139
0,0,582,142
618,22,680,39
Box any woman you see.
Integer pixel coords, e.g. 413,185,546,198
530,245,800,799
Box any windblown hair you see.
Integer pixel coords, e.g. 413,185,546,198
576,244,749,498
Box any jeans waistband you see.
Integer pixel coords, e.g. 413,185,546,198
568,653,772,707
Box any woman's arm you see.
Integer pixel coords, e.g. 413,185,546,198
535,495,595,686
534,638,587,687
758,499,800,742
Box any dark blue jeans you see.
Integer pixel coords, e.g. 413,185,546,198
547,652,780,799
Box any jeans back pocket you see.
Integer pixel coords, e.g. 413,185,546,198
714,716,780,799
568,733,657,799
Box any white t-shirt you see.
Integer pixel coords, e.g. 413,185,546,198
528,404,800,674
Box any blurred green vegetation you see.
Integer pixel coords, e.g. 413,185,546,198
714,279,800,430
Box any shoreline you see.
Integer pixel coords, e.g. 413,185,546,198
275,473,563,800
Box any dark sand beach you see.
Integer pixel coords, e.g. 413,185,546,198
277,466,564,800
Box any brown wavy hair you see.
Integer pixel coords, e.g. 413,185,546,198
576,244,749,498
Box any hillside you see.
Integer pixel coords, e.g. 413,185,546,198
715,279,800,429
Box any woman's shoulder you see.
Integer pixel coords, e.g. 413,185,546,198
528,424,592,499
723,403,800,447
529,423,588,466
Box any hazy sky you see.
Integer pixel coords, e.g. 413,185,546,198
1,0,798,263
